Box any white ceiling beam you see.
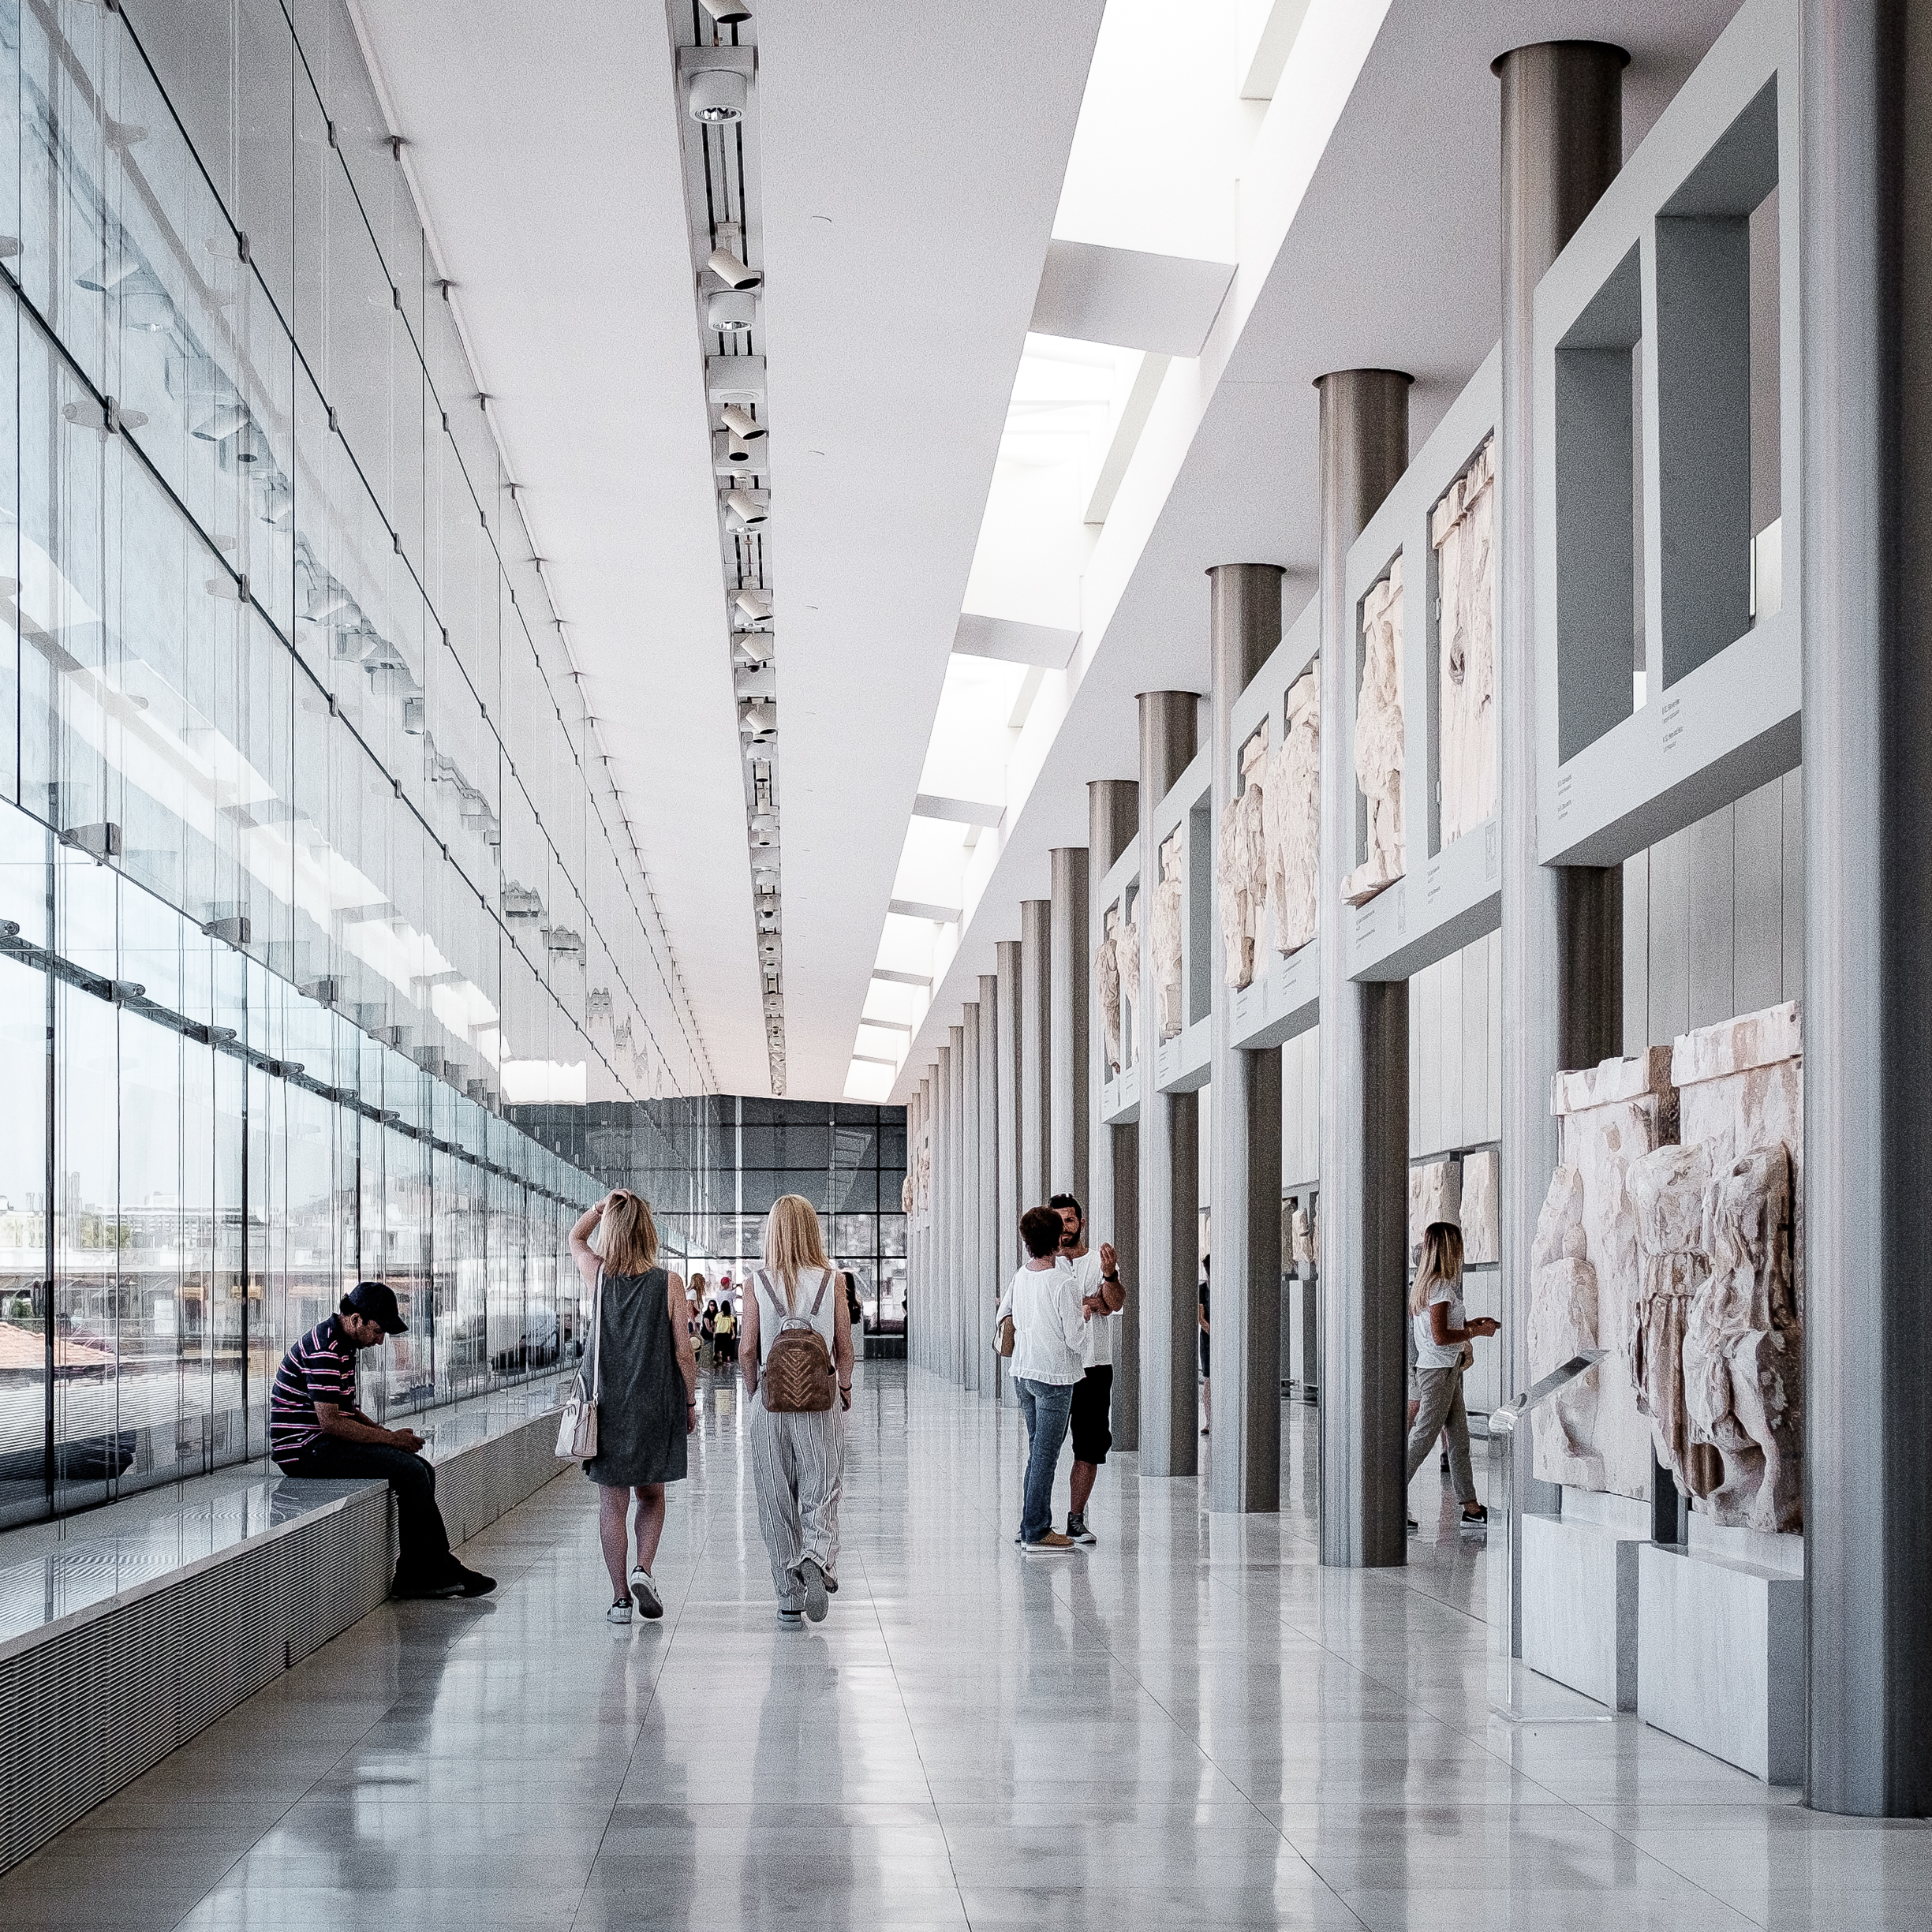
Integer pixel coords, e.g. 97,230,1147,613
912,794,1005,830
1029,239,1235,357
951,611,1080,668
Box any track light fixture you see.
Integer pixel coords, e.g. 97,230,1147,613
724,488,769,529
719,403,764,441
686,69,747,125
699,0,753,20
738,699,775,736
732,631,770,666
707,245,762,291
724,429,753,466
734,586,773,625
706,289,757,335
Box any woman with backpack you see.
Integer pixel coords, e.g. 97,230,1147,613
567,1190,697,1623
741,1194,852,1626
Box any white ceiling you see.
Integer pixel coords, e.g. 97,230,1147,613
885,0,1746,1101
350,0,1103,1100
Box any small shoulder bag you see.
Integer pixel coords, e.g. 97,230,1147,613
757,1269,838,1413
555,1267,604,1460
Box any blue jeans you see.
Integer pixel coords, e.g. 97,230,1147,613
1015,1377,1075,1544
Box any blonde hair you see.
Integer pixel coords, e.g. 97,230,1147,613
762,1194,831,1310
602,1192,660,1276
1410,1220,1463,1314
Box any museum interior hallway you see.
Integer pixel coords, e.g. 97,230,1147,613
2,1363,1922,1932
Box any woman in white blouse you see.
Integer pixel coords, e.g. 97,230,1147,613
995,1205,1090,1551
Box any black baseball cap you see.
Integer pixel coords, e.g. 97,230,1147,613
343,1280,408,1334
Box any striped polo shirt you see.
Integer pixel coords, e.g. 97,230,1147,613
271,1316,358,1463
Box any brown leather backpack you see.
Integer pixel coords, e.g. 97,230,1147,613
757,1269,837,1413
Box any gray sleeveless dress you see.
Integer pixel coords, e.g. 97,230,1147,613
584,1268,688,1488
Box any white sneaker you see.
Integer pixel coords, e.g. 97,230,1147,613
629,1568,663,1619
606,1599,633,1624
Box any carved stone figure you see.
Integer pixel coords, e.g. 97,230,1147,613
1407,1157,1461,1273
1434,437,1497,846
1216,724,1269,988
1152,827,1186,1039
1528,1163,1605,1490
1343,557,1404,906
1117,903,1141,1051
1267,668,1320,955
1460,1149,1499,1265
1686,1142,1802,1533
1096,905,1123,1075
1628,1140,1713,1502
1290,1202,1313,1273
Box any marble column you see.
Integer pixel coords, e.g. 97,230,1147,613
1315,369,1411,1568
947,1023,966,1385
960,1002,982,1393
995,939,1022,1399
1089,779,1140,1448
1018,899,1052,1212
1494,39,1626,1627
976,972,1001,1392
1049,848,1089,1209
1207,562,1286,1513
909,1080,925,1368
1138,689,1201,1479
1801,0,1932,1818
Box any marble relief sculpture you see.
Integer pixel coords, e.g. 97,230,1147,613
1433,437,1497,846
1533,1002,1805,1531
1152,827,1186,1039
1344,559,1405,906
1460,1149,1500,1265
1527,1163,1605,1490
1290,1202,1314,1273
1216,725,1269,988
1117,902,1142,1049
1266,667,1320,954
1407,1157,1462,1272
1096,907,1123,1075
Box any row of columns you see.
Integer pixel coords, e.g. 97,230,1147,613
903,9,1931,1817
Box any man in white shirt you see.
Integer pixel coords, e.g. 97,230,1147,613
1050,1193,1124,1545
994,1205,1091,1551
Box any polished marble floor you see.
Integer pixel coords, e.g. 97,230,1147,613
2,1363,1926,1930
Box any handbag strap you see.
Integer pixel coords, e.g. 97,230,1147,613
589,1266,605,1401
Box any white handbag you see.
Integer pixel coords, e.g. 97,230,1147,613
555,1268,604,1461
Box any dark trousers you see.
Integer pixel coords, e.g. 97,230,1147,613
285,1438,454,1582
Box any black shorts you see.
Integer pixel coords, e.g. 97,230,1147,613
1069,1366,1114,1464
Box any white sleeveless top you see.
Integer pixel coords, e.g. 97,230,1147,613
754,1267,836,1366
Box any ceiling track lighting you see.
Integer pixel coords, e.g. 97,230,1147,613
698,0,753,21
719,403,765,441
706,245,762,291
706,289,758,336
686,69,747,125
734,585,773,624
724,488,769,529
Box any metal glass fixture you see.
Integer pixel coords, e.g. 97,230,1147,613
686,69,747,124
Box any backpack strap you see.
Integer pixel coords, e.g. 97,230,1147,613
808,1268,835,1317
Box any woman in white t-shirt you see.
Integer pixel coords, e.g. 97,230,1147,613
1405,1221,1498,1532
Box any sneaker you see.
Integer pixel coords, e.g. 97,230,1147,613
1406,1517,1419,1534
1022,1531,1075,1553
801,1559,829,1624
629,1568,663,1619
606,1599,633,1624
391,1572,464,1601
451,1566,496,1598
776,1605,804,1627
824,1573,839,1594
1459,1505,1489,1535
1067,1514,1096,1545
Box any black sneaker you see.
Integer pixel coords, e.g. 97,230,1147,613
451,1565,496,1598
391,1572,464,1601
1067,1513,1097,1545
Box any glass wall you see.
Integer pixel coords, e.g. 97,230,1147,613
0,0,706,1527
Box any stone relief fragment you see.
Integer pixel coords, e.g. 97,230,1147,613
1687,1144,1802,1533
1433,436,1497,846
1407,1157,1463,1272
1343,558,1405,906
1527,1163,1605,1490
1095,906,1123,1076
1266,668,1321,955
1216,723,1269,989
1460,1149,1499,1265
1628,1139,1713,1503
1152,826,1186,1040
1290,1202,1314,1273
1117,902,1142,1049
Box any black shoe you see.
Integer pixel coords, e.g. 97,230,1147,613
1439,1452,1450,1474
452,1565,497,1597
824,1573,839,1594
391,1572,464,1601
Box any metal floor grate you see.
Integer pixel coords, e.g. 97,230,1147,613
0,1489,388,1873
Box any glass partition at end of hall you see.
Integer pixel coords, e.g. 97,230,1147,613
0,0,704,1528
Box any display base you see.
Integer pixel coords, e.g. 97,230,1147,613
1636,1533,1803,1784
1521,1490,1646,1712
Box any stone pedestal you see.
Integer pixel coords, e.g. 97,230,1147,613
1522,1489,1646,1711
1637,1528,1804,1784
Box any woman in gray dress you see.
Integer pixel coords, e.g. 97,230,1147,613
569,1190,697,1623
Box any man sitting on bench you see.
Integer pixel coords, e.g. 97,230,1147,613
271,1281,495,1600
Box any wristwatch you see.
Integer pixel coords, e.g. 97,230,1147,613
1101,1271,1119,1284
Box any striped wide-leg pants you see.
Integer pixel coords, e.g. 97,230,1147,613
747,1397,845,1608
